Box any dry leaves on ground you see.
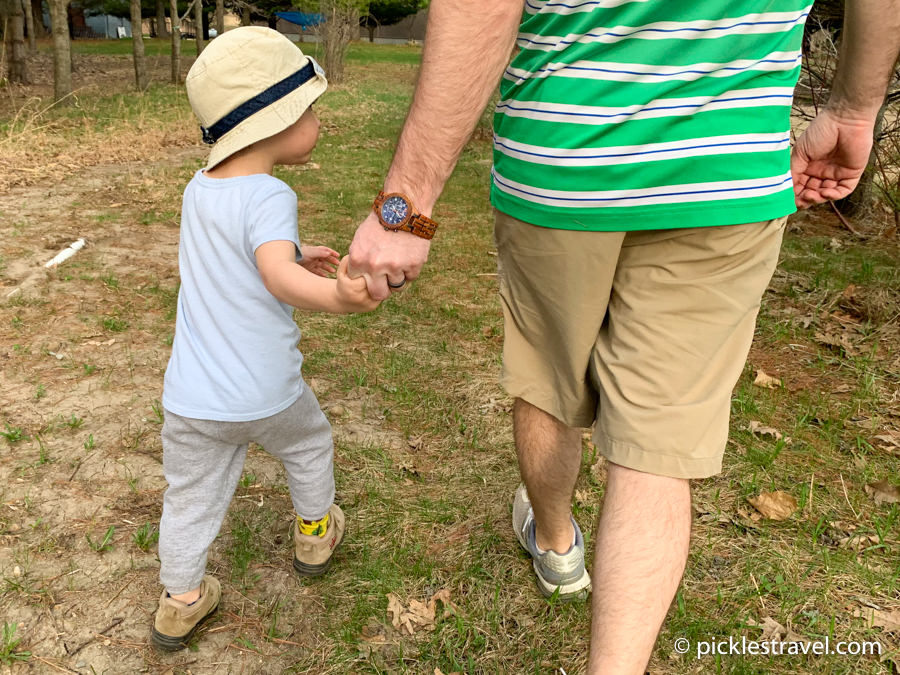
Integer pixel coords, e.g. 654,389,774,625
386,589,456,636
747,491,797,521
743,420,791,443
753,369,782,389
873,430,900,455
865,480,900,505
853,607,900,633
747,616,808,644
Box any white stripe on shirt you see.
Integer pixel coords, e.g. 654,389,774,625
493,132,791,166
491,167,794,208
525,0,649,16
495,87,794,126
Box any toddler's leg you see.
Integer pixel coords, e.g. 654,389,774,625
255,389,342,576
255,388,335,520
159,411,249,594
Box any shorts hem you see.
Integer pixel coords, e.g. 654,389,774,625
500,378,595,429
594,429,723,480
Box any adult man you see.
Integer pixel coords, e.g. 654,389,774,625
348,1,900,672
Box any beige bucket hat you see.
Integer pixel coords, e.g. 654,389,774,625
186,26,327,170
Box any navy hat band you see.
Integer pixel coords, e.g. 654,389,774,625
200,59,317,145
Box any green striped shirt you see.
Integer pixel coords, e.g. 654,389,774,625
490,0,811,230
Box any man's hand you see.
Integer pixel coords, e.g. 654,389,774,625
791,110,876,209
299,245,340,277
347,212,431,301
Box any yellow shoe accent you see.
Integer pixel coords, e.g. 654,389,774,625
296,512,330,537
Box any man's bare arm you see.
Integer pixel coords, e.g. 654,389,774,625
829,0,900,116
348,0,524,299
384,0,524,215
792,0,900,207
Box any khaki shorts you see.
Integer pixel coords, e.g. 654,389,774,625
495,210,786,479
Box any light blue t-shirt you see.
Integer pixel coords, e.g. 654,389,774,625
163,170,305,422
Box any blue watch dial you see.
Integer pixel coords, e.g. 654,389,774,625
381,196,410,226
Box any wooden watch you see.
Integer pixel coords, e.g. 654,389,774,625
373,191,438,240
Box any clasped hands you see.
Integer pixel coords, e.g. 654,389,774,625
300,209,430,312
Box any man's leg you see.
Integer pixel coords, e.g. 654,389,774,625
588,463,691,674
513,398,582,553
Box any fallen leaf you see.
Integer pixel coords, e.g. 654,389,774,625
745,617,810,645
747,616,786,640
873,431,900,455
747,491,797,521
85,338,116,347
865,480,900,505
753,369,782,389
880,651,900,675
854,607,900,632
794,314,815,329
814,327,858,356
744,420,790,443
386,590,455,636
838,533,880,551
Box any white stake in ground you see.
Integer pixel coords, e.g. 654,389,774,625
44,238,86,268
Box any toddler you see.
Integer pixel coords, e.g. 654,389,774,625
150,26,379,651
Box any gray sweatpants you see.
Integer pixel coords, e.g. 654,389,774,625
158,389,334,594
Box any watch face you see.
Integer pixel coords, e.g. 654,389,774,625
380,195,410,227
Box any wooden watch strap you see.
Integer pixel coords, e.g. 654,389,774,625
404,213,437,239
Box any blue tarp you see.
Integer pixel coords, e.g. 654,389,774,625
275,11,326,29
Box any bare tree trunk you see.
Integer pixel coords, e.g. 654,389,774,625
170,0,180,83
48,0,70,101
2,0,28,82
193,0,204,54
155,0,167,37
321,1,357,84
22,0,36,53
214,0,222,34
130,0,147,90
241,5,250,26
30,0,47,37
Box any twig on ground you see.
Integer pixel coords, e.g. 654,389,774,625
67,617,124,657
839,473,860,520
105,576,135,607
32,655,78,673
829,201,863,236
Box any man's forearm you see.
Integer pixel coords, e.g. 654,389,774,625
383,0,524,215
829,0,900,116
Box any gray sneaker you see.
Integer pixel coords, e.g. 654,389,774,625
512,484,591,600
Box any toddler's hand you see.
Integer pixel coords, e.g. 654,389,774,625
336,256,381,313
299,245,340,277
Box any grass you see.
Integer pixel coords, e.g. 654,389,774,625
0,622,30,666
0,40,898,674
